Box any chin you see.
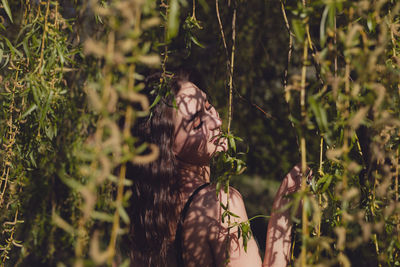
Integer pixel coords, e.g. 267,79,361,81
216,145,227,153
217,139,228,152
210,142,228,155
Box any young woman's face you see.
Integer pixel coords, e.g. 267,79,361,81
172,82,227,165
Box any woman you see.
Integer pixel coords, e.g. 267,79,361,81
128,71,303,267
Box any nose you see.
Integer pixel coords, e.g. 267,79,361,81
207,108,222,130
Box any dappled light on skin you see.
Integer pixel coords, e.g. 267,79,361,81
264,164,306,267
178,185,262,267
173,82,227,166
171,91,305,266
129,78,304,267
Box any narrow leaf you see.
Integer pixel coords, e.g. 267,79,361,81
22,104,37,119
167,0,179,40
2,0,13,23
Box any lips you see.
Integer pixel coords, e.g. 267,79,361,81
209,133,221,144
210,134,228,152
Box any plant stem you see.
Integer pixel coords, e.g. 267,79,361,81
0,70,19,207
107,163,126,263
300,17,309,267
192,0,196,19
215,0,229,60
227,8,236,134
315,137,323,261
161,0,169,76
280,0,293,93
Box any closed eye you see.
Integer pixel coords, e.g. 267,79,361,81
205,100,212,111
193,117,203,130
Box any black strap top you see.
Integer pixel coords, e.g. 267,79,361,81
174,183,210,267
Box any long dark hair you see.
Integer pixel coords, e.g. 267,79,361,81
127,71,191,266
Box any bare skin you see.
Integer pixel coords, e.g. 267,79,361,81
171,82,303,267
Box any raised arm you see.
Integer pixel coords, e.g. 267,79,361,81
263,165,303,267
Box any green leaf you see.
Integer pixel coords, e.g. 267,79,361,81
190,35,204,48
234,136,243,142
29,152,37,168
22,37,31,60
167,0,180,40
22,104,37,119
226,210,240,218
228,136,236,153
91,211,114,222
327,4,336,30
321,174,333,192
367,13,376,33
118,206,130,224
309,95,328,133
2,0,13,23
56,44,65,65
3,37,22,58
220,202,227,210
292,19,305,43
39,90,54,130
320,5,329,47
149,94,161,109
216,181,221,197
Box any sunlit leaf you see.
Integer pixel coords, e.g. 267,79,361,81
2,0,13,23
167,0,180,40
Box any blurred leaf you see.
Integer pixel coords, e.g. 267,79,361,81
320,5,329,46
167,0,180,40
190,35,204,48
2,0,13,23
292,19,305,43
21,104,37,119
39,90,53,130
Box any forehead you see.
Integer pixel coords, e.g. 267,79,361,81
175,82,207,117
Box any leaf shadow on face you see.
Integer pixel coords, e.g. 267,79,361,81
173,84,223,164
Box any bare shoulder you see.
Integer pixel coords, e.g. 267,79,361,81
188,185,248,225
183,185,261,267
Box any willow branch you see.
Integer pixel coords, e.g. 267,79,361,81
37,0,50,73
227,8,236,134
215,0,229,60
280,0,294,91
300,19,309,267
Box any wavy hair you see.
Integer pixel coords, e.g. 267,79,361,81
127,71,191,266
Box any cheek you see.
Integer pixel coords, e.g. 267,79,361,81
173,129,210,161
172,130,185,155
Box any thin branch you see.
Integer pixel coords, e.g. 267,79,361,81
192,0,196,19
215,0,229,60
280,0,294,91
300,6,310,267
227,8,236,134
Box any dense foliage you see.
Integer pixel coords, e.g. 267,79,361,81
0,0,399,266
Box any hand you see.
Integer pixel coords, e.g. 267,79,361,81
272,164,312,211
265,164,313,267
285,163,312,194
